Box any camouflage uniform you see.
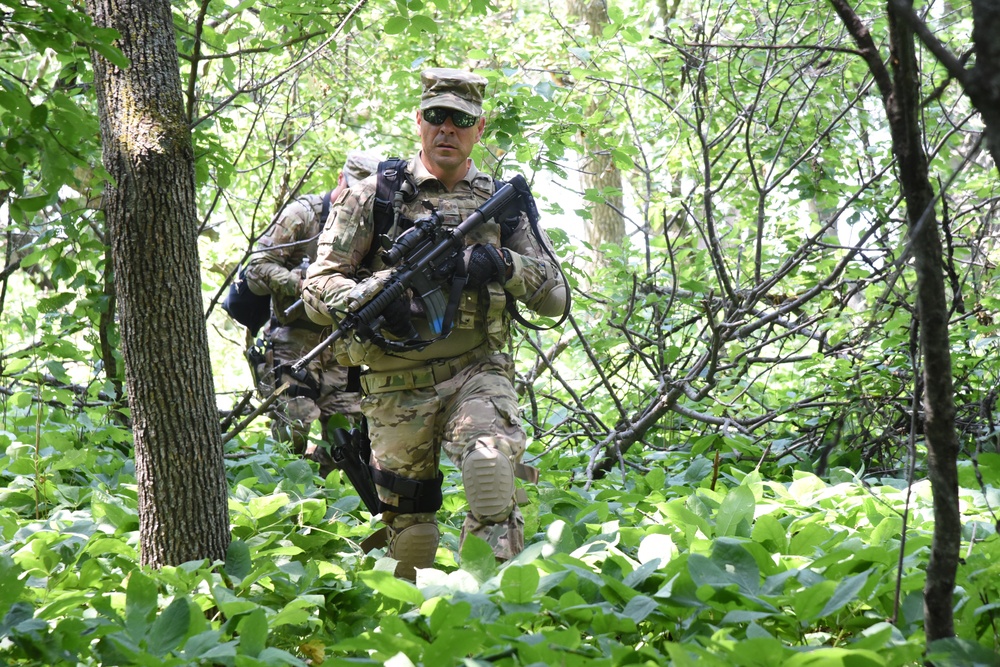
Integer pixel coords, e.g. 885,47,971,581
245,155,377,465
302,70,567,579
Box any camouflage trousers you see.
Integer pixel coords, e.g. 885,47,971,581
257,323,361,454
362,352,527,563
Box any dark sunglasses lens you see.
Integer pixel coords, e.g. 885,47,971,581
424,108,447,124
452,111,477,128
424,108,478,128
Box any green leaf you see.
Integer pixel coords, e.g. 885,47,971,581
48,448,89,472
146,597,190,656
4,357,32,375
782,646,886,666
29,104,48,128
611,148,635,169
636,533,675,566
12,194,51,213
384,16,409,34
711,538,761,596
14,390,36,410
500,564,539,604
716,484,755,537
792,579,836,623
246,492,290,519
751,513,787,551
644,465,666,492
358,570,425,606
819,571,869,618
689,538,762,600
180,631,232,661
225,539,251,580
569,47,591,63
721,609,775,624
427,599,472,636
622,594,658,622
0,556,26,619
124,571,158,641
409,14,438,33
211,586,258,619
237,608,267,657
690,434,719,457
271,596,320,627
89,36,130,69
926,637,1000,667
459,534,497,583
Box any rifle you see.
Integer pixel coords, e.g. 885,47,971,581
290,174,532,374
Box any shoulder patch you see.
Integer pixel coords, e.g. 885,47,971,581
472,174,495,201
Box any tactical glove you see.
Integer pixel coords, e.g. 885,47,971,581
381,296,418,339
465,244,508,288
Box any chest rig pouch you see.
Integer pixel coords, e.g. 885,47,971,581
365,161,517,352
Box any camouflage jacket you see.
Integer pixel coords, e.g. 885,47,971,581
302,155,567,371
245,193,328,327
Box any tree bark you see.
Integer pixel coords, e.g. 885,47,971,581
567,0,626,259
85,0,230,566
887,0,1000,172
885,5,961,641
830,0,961,643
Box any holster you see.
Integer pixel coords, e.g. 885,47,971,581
329,425,380,516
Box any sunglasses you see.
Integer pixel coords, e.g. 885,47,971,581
422,107,479,128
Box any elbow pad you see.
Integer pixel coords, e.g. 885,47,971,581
533,282,568,318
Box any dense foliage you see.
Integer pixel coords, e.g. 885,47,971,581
2,0,1000,664
3,438,1000,665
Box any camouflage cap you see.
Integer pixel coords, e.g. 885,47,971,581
419,67,488,116
343,152,379,186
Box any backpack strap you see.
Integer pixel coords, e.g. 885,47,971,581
320,188,333,226
497,173,572,332
491,177,520,245
372,157,417,237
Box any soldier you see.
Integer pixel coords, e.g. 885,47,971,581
244,153,377,474
301,68,568,579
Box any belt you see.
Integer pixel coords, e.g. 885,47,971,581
361,346,491,394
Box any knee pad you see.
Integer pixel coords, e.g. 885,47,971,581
462,445,516,524
283,396,320,424
390,523,440,581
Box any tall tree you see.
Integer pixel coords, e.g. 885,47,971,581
567,0,626,259
84,0,230,566
886,0,1000,173
830,0,960,642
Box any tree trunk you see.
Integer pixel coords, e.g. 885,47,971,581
830,0,962,644
568,0,626,259
885,6,961,642
85,0,230,567
968,0,1000,170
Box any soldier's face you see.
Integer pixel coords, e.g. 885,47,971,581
417,109,485,177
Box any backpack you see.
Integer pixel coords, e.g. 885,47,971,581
223,190,334,336
222,265,271,336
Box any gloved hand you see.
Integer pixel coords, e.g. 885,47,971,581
465,244,508,288
381,295,417,339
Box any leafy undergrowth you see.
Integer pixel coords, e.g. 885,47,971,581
2,434,1000,666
